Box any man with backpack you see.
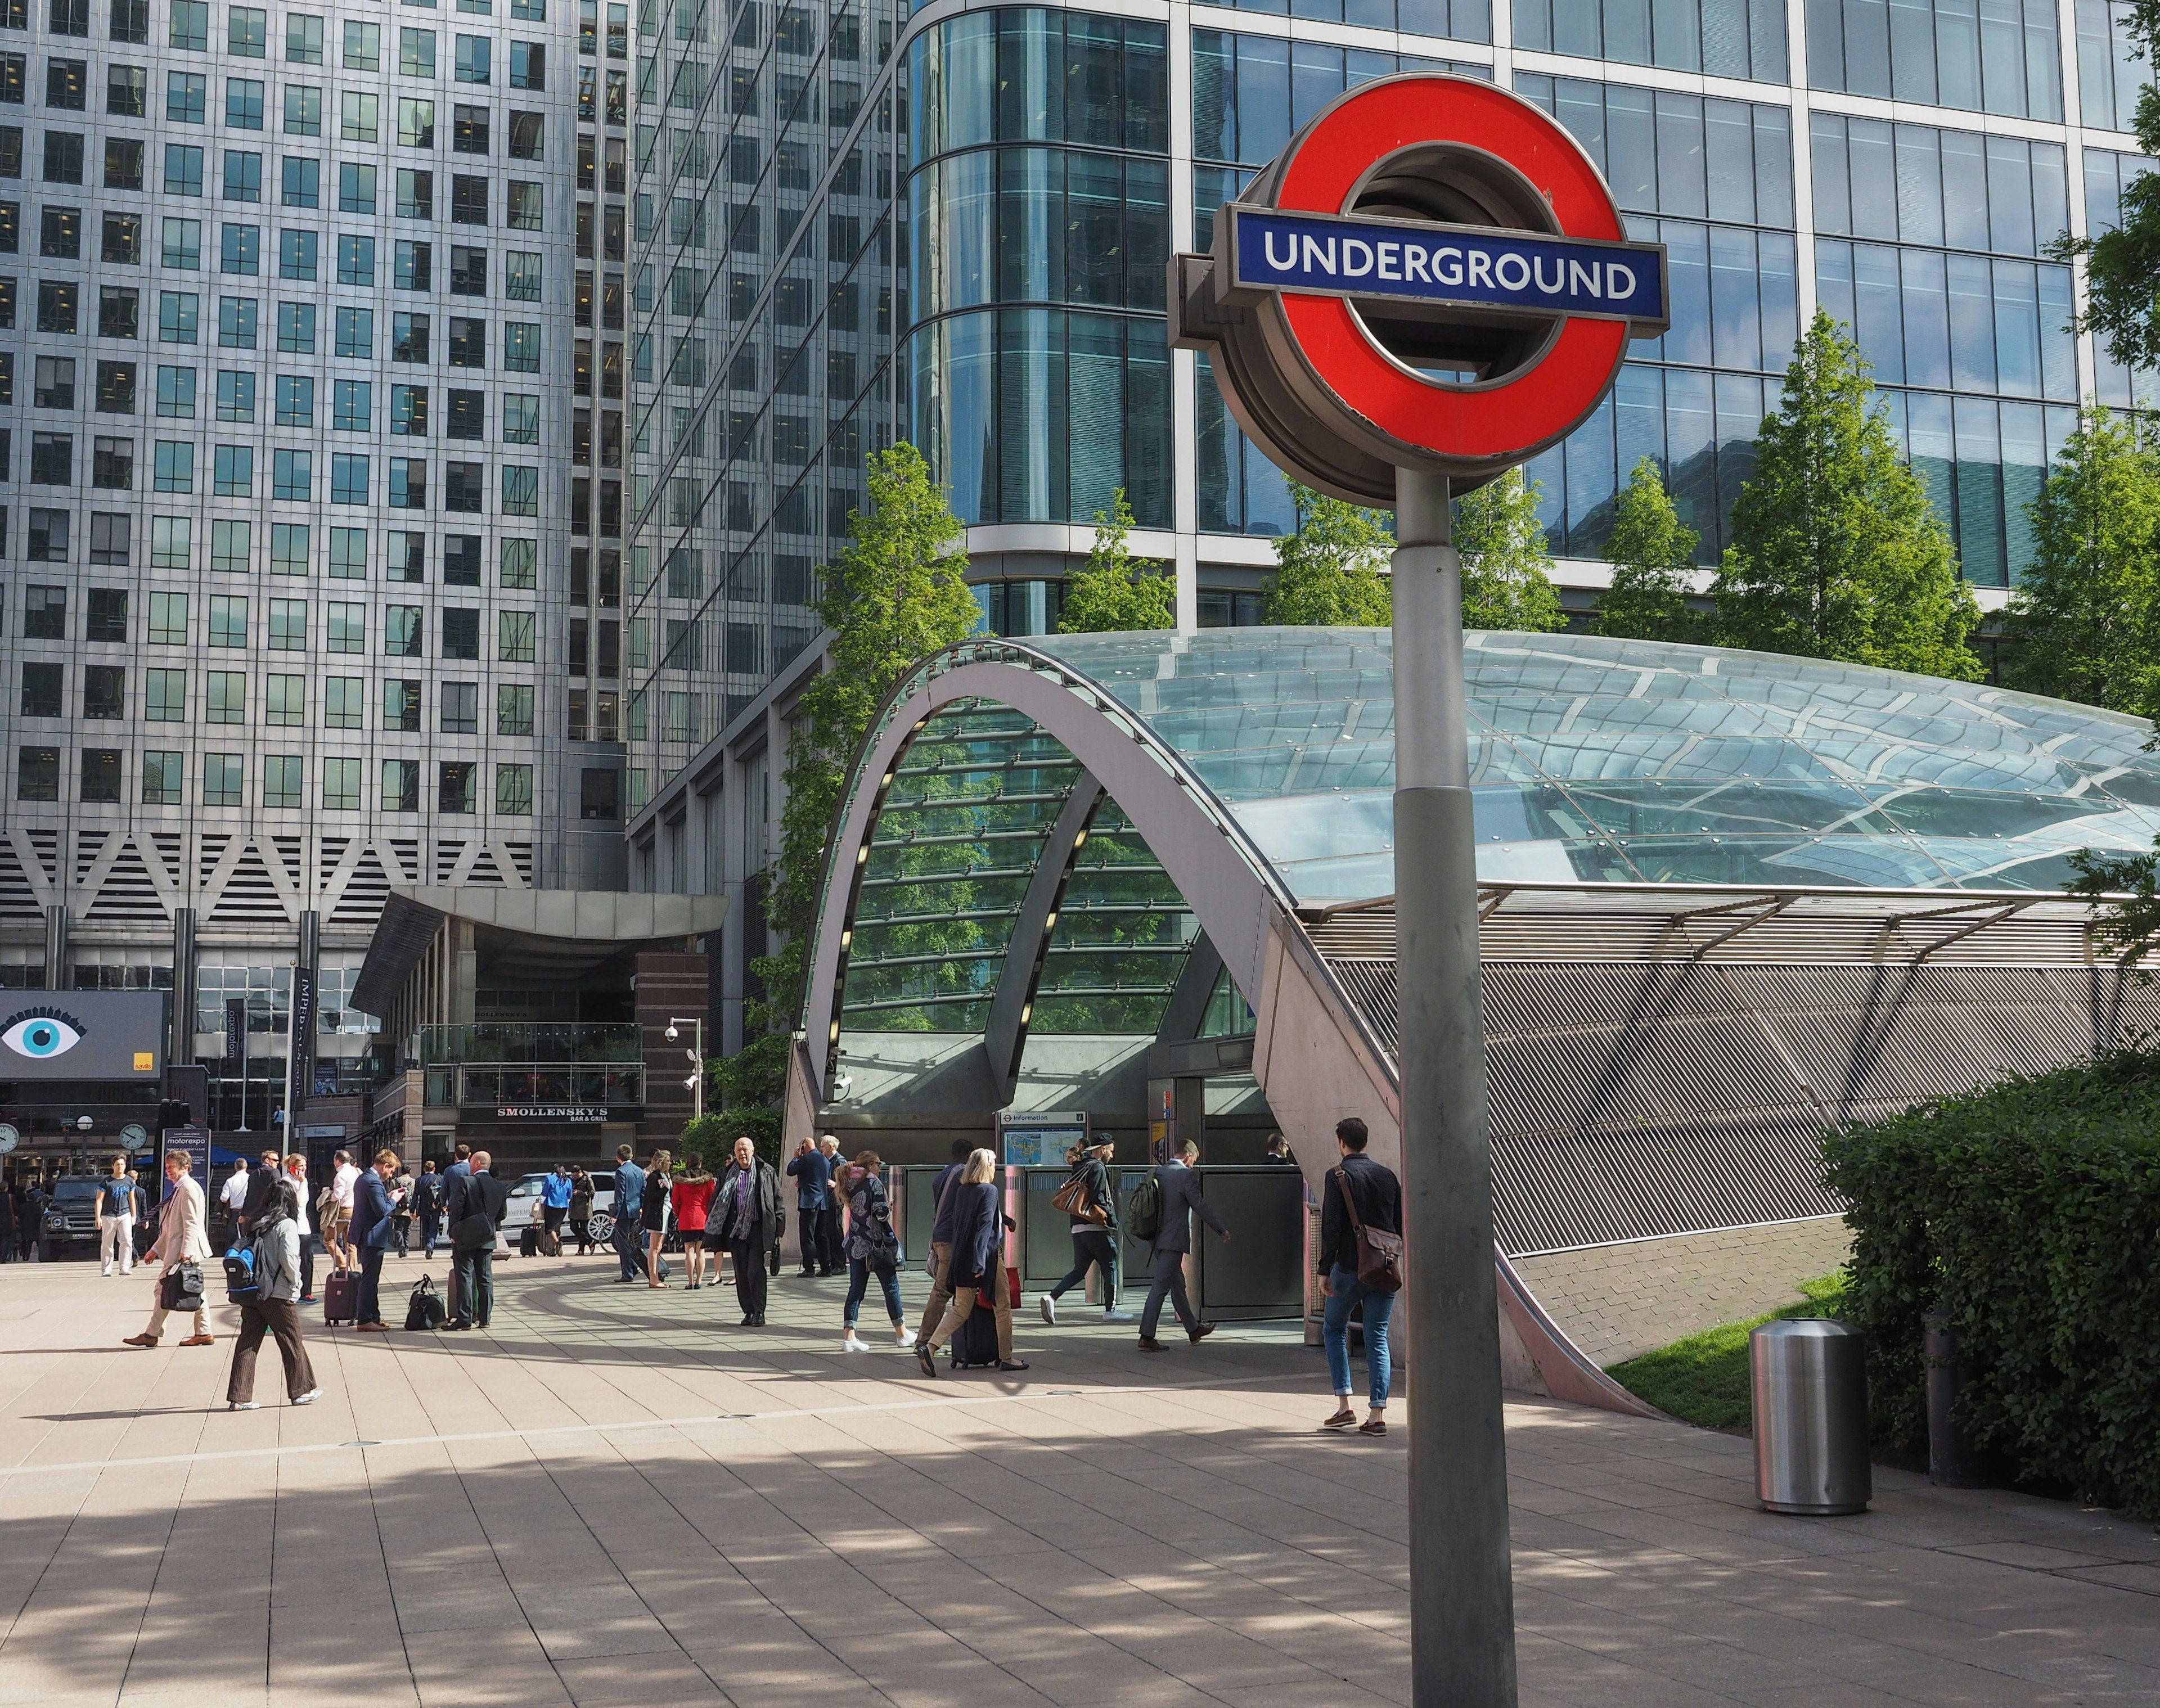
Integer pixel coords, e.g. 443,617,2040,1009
1136,1138,1230,1352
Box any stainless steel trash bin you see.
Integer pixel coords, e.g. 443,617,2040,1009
1750,1318,1871,1516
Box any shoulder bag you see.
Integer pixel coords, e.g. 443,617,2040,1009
1331,1166,1403,1294
1050,1165,1109,1225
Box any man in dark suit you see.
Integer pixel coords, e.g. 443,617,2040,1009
714,1136,781,1326
237,1147,285,1241
444,1150,509,1330
1138,1139,1230,1351
352,1150,403,1331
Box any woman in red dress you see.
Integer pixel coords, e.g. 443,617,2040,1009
670,1152,717,1290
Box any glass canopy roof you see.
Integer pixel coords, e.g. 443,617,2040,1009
1025,628,2160,899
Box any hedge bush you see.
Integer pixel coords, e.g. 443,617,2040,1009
1822,1048,2160,1518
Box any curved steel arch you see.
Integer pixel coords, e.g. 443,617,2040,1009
802,644,1295,1093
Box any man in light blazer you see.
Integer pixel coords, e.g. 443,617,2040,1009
1138,1138,1230,1351
124,1152,214,1348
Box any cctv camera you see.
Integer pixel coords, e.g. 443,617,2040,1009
683,1074,699,1090
664,1024,678,1042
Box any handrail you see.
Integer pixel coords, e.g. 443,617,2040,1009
1296,878,2134,922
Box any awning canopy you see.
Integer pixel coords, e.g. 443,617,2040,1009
352,887,730,1019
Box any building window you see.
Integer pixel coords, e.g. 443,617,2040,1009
389,383,423,434
89,512,131,564
142,750,182,804
272,446,312,499
331,452,368,503
440,679,478,732
387,530,425,580
388,457,426,508
438,760,476,812
17,745,58,801
228,5,266,57
220,221,259,274
384,678,421,729
167,70,205,123
497,682,533,734
334,304,371,356
19,661,62,716
336,233,372,284
442,605,480,657
326,601,364,652
212,442,252,494
215,368,254,420
147,592,187,646
202,752,244,806
146,666,185,718
502,320,539,370
392,310,429,360
27,509,68,560
268,598,305,649
381,758,419,810
501,537,537,586
450,173,485,223
271,521,308,573
208,593,246,646
385,604,422,655
210,516,250,571
205,670,244,721
496,762,532,813
444,460,483,511
275,374,313,427
284,84,320,133
158,291,198,343
324,677,363,728
79,747,122,801
165,142,203,194
443,533,482,583
156,366,196,417
151,515,192,567
337,378,374,431
222,148,261,202
322,755,360,809
262,754,302,807
278,228,316,279
280,155,318,206
227,75,264,128
400,97,435,146
91,435,132,488
340,89,377,141
344,19,381,70
506,250,542,299
264,671,303,723
328,526,365,579
82,665,123,718
278,301,315,351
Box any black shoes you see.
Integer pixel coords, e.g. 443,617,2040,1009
1189,1323,1215,1344
916,1342,938,1378
1137,1336,1164,1353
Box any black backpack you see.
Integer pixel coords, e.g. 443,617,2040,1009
406,1274,447,1331
1126,1172,1162,1243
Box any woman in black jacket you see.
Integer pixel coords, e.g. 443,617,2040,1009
916,1149,1027,1375
1038,1138,1131,1326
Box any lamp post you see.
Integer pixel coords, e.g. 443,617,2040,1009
664,1017,705,1121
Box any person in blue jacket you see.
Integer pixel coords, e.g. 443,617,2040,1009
611,1143,646,1283
785,1137,832,1277
351,1150,404,1331
916,1148,1027,1376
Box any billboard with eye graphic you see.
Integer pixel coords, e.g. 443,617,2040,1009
0,991,165,1080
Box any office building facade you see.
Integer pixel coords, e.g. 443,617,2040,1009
1,0,628,1124
624,0,2153,1052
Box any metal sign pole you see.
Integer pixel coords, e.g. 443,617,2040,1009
1393,467,1518,1706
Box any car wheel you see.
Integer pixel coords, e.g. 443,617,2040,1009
588,1211,614,1244
38,1242,55,1264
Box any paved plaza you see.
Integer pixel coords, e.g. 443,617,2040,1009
0,1254,2152,1707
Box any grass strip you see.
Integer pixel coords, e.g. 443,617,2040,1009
1605,1273,1848,1431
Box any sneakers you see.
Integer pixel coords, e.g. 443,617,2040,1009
1102,1309,1135,1323
896,1327,919,1348
291,1389,321,1405
229,1400,259,1412
842,1335,868,1353
1039,1294,1058,1326
101,1265,112,1277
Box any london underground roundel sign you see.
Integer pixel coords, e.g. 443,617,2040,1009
1171,75,1668,506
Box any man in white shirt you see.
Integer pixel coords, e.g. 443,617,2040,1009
217,1159,249,1241
327,1151,360,1270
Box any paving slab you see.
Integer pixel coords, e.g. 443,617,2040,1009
0,1251,2154,1706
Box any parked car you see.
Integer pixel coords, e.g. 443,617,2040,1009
500,1171,614,1254
39,1176,110,1263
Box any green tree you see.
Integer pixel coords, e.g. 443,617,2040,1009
1058,488,1174,633
1453,467,1565,632
712,443,978,1122
1262,483,1394,625
1998,408,2160,714
1595,457,1708,643
1712,310,1983,680
2047,2,2160,371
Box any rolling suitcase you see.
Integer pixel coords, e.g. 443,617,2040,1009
322,1268,358,1326
949,1292,1002,1370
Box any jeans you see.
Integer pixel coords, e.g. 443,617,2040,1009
356,1246,385,1325
1049,1229,1118,1306
844,1256,902,1327
452,1246,494,1327
1140,1247,1197,1339
227,1299,315,1401
615,1209,644,1280
1322,1265,1396,1408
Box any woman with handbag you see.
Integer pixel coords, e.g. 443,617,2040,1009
569,1166,596,1254
124,1151,215,1348
835,1151,916,1353
1316,1117,1403,1436
1039,1138,1133,1326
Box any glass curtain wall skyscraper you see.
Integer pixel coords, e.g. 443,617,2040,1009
0,0,618,1110
623,0,2152,828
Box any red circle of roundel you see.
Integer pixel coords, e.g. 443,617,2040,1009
1275,78,1628,467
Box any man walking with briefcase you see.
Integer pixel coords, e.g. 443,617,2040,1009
124,1151,215,1348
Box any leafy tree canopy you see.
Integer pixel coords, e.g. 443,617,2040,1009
1998,407,2160,716
1594,457,1708,643
712,443,977,1117
1262,483,1394,625
1453,467,1565,633
1058,489,1174,633
1712,310,1983,681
